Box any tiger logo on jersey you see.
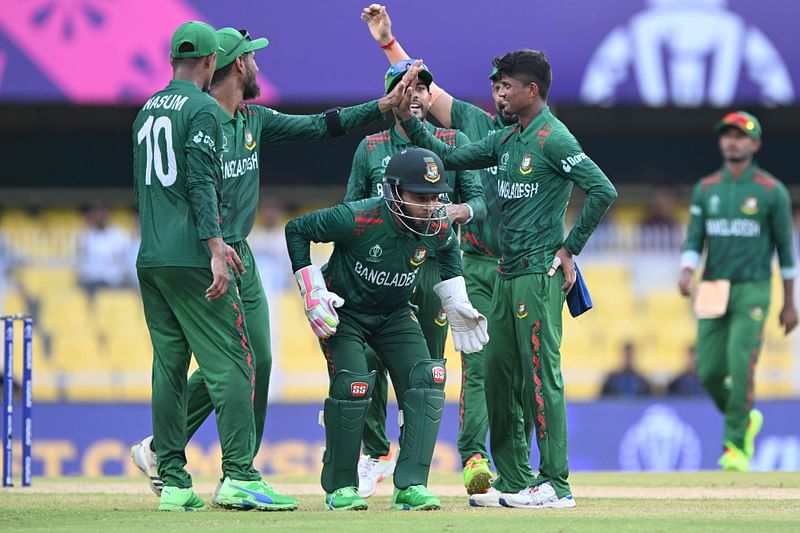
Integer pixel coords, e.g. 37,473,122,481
741,196,758,215
410,246,427,266
519,154,533,175
434,308,448,327
423,157,441,183
244,128,256,151
516,301,528,319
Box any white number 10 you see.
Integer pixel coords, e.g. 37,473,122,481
137,115,177,186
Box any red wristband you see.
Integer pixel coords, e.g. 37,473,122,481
380,37,396,50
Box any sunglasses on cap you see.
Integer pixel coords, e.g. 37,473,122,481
225,29,251,58
387,59,427,77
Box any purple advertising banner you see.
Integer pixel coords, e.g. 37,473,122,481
0,0,797,106
4,400,798,479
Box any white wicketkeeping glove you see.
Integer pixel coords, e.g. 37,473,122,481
294,265,345,339
433,276,489,354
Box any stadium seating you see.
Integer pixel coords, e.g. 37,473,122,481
0,206,797,402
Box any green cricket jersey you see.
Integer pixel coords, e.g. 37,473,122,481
682,164,796,282
400,107,617,278
344,122,486,245
450,98,506,257
285,197,462,314
133,80,224,268
219,100,384,243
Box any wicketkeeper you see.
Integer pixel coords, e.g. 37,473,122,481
285,147,488,511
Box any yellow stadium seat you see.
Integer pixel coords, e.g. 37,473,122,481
2,290,28,316
610,204,647,228
39,289,92,333
93,289,145,334
16,267,78,299
40,208,84,231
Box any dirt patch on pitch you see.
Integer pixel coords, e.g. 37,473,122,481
9,480,799,500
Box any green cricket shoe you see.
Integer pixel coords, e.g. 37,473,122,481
462,453,493,495
214,477,298,511
391,485,441,511
744,408,764,458
324,487,368,511
718,442,749,472
158,486,205,512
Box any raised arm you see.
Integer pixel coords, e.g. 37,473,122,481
398,113,499,171
361,3,454,127
447,131,486,224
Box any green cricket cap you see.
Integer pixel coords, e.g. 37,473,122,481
171,21,223,59
715,111,762,140
215,27,269,70
488,65,500,81
384,59,433,94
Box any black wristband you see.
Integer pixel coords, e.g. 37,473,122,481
323,107,346,137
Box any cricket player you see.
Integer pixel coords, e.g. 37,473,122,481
285,148,488,511
678,111,797,471
131,27,416,507
361,3,519,495
393,50,617,508
133,21,279,512
345,60,486,498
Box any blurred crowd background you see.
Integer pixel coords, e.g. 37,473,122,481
1,0,799,406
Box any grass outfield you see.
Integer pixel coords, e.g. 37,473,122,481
1,472,799,532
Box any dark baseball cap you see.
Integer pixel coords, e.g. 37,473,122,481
384,59,433,94
215,27,270,70
384,148,452,194
715,111,762,140
171,21,223,59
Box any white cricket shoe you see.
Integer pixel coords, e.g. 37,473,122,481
499,481,576,509
357,449,398,498
130,435,162,496
468,486,502,507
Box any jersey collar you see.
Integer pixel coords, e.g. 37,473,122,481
517,106,552,145
721,162,756,182
390,120,436,146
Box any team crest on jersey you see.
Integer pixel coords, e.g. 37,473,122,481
516,301,528,319
244,128,256,151
410,246,427,266
423,157,441,183
434,308,448,327
432,366,446,383
741,197,758,215
519,154,533,175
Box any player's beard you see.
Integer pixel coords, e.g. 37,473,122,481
242,65,260,100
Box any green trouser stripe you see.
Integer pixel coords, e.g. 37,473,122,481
485,271,571,497
139,266,259,487
457,254,496,464
185,240,272,464
362,259,446,458
695,281,770,450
